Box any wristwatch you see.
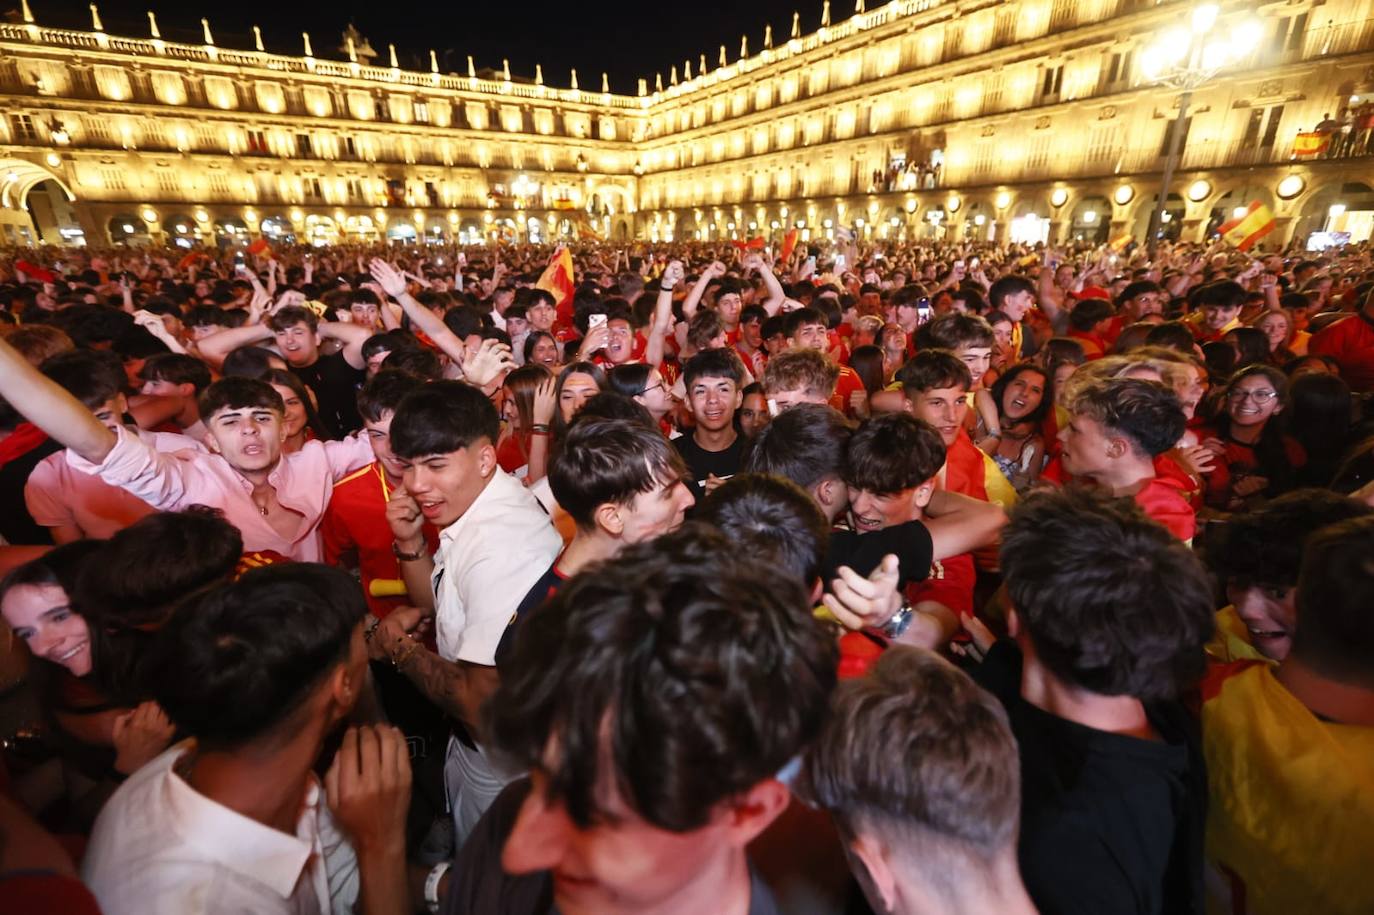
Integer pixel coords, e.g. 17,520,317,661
391,541,427,562
880,601,915,640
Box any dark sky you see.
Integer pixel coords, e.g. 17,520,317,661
22,0,824,95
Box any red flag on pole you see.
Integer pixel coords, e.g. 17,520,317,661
779,229,800,265
536,247,576,325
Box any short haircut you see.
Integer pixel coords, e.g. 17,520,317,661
1064,377,1185,458
686,309,724,351
382,347,443,380
390,380,499,459
743,403,853,490
1067,298,1116,332
550,418,687,531
572,391,658,429
1118,280,1163,307
198,377,284,421
140,352,212,394
891,283,931,309
845,413,947,494
917,313,994,351
1208,489,1373,589
40,349,126,408
898,348,972,395
221,345,284,378
3,324,74,365
698,473,830,585
1194,280,1246,311
683,347,745,389
988,275,1035,311
1293,515,1374,685
740,303,767,325
487,524,837,830
1144,321,1197,353
442,306,485,340
802,647,1020,890
761,349,839,399
265,304,320,333
783,306,827,338
1000,487,1213,700
356,369,426,424
147,563,366,749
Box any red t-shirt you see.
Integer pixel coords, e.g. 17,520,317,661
830,364,867,417
1310,313,1374,392
320,463,440,618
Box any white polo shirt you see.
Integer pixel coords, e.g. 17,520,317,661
431,468,562,665
82,741,359,915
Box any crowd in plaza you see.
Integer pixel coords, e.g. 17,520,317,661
0,229,1371,915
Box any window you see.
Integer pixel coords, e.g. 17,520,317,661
345,177,359,201
246,129,268,155
10,114,36,142
424,181,439,206
305,178,323,200
343,136,357,160
1260,105,1284,149
296,133,312,157
376,96,390,121
1240,108,1264,148
1159,116,1193,157
1105,50,1132,87
414,101,429,124
1040,65,1063,102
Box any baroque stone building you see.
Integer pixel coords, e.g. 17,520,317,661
2,0,1373,249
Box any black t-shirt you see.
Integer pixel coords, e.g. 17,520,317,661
443,778,783,915
972,641,1206,915
0,431,61,545
293,350,365,436
825,521,934,587
495,561,566,671
674,433,746,497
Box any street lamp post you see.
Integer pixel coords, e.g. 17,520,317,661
1141,4,1262,258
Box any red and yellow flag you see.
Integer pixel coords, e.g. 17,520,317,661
536,247,576,323
1292,132,1330,156
779,228,800,265
728,237,767,251
1217,201,1276,252
1109,233,1133,253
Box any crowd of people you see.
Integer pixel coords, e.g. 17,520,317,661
0,232,1371,915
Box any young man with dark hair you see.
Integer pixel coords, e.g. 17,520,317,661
1066,298,1116,360
441,524,838,915
988,275,1038,361
1108,280,1166,344
373,379,561,845
24,349,205,543
971,487,1213,915
139,351,212,398
1059,377,1195,541
1204,489,1373,663
321,369,438,619
0,336,379,559
783,306,866,415
199,302,373,435
83,564,411,915
504,417,694,663
735,303,769,377
802,646,1036,915
1187,280,1247,344
916,313,996,383
698,472,832,588
898,349,1017,509
1202,514,1374,915
675,348,748,497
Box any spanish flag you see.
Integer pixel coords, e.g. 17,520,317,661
1217,201,1276,252
729,237,767,251
1292,131,1330,156
779,228,800,265
536,247,576,323
1109,233,1133,253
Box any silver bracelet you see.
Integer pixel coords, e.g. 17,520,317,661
424,861,452,913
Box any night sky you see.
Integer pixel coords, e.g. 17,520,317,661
15,0,832,95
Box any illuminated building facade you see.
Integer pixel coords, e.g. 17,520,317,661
2,0,1373,249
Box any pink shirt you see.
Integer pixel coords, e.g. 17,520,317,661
26,429,204,540
67,425,374,561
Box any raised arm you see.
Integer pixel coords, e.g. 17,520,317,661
646,260,684,369
681,260,725,321
744,253,786,316
196,321,273,370
369,258,467,369
0,337,115,464
319,321,373,370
